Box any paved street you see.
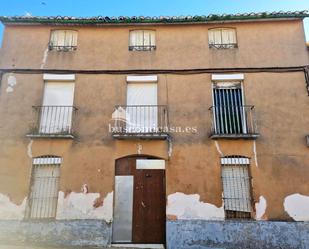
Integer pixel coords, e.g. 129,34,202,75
0,244,162,249
0,245,108,249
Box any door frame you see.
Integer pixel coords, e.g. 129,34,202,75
112,155,166,244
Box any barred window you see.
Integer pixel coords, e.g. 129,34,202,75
212,82,247,135
25,156,61,219
221,156,252,219
49,30,78,51
208,28,237,49
129,30,156,51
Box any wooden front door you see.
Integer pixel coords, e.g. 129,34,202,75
133,169,166,243
113,156,166,244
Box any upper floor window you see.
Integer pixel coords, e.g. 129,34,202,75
49,30,78,51
129,30,156,51
208,28,237,49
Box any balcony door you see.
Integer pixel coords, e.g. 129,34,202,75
212,83,247,134
126,83,158,133
40,82,75,134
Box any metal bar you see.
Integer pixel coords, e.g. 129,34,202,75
112,105,168,135
221,90,228,134
28,156,61,219
31,106,76,136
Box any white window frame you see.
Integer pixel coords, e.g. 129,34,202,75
49,30,78,51
26,156,61,219
208,28,237,49
211,80,247,135
221,156,252,219
39,75,76,135
129,30,156,51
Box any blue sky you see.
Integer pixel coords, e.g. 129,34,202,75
0,0,308,44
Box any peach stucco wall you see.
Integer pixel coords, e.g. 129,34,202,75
0,19,308,221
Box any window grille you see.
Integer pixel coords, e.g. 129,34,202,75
25,156,61,219
129,30,156,51
212,83,247,135
49,30,78,51
208,28,237,49
221,156,252,219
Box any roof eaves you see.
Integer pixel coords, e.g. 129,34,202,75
0,11,308,26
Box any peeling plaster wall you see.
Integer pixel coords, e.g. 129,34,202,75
0,48,309,224
255,196,267,220
56,191,113,222
6,75,17,93
166,192,224,220
40,47,49,69
0,194,26,220
284,193,309,221
27,139,33,158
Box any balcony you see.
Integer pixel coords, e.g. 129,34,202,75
27,106,77,139
129,45,156,51
209,43,238,49
209,105,259,139
48,43,77,52
111,105,169,140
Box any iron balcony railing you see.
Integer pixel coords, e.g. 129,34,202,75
209,43,238,49
28,106,78,138
48,43,77,52
111,105,169,138
129,45,156,51
209,105,259,139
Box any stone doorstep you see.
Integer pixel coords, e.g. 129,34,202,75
112,244,165,249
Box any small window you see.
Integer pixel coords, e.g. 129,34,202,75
221,156,252,219
129,30,156,51
49,30,78,51
208,28,237,49
25,156,61,219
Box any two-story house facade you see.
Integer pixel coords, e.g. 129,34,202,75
0,11,309,249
